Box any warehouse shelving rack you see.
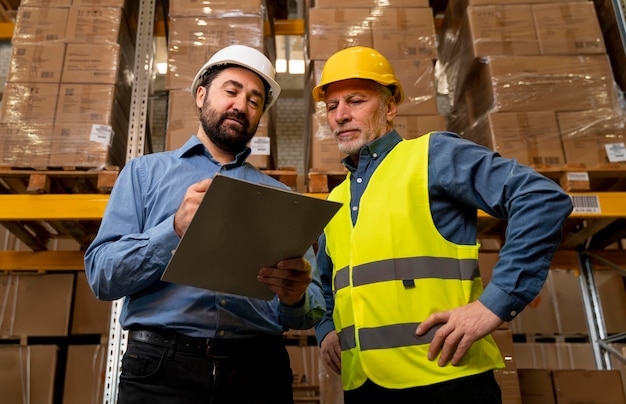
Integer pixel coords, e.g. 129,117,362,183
1,0,626,402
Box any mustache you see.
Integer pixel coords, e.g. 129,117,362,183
221,111,249,128
333,124,359,136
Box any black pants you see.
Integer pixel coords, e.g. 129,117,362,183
118,331,294,404
344,370,502,404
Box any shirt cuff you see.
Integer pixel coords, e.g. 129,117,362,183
480,282,526,322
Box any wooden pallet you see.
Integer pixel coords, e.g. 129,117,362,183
0,167,119,194
533,163,626,192
307,170,348,193
262,167,299,191
0,167,119,251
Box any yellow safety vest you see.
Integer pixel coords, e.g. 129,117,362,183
324,134,504,390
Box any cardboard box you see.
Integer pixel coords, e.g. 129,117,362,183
558,109,626,167
393,115,447,140
532,2,605,55
62,43,121,84
0,123,53,168
517,369,556,404
65,5,124,44
309,111,346,172
169,0,264,17
166,89,199,150
0,273,74,337
55,84,116,124
390,58,438,115
62,344,107,404
314,0,429,6
71,272,111,336
372,7,438,60
307,8,373,60
166,16,265,90
551,369,626,403
49,122,117,168
0,345,58,404
0,82,59,124
465,111,565,166
13,6,69,43
465,5,539,57
460,55,618,119
7,42,65,83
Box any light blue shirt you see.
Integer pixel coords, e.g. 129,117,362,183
84,135,325,338
315,130,573,343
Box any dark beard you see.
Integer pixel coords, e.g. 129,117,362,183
201,109,257,154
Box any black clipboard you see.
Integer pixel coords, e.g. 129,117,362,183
161,174,342,300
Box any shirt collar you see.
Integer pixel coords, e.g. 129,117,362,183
177,135,252,168
341,129,403,171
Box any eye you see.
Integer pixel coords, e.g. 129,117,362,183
326,103,337,112
249,98,260,108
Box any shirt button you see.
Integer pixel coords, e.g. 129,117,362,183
218,330,225,337
352,205,358,211
220,299,226,306
510,310,517,317
372,153,378,158
356,177,362,183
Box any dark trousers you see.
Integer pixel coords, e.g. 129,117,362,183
118,331,294,404
344,370,502,404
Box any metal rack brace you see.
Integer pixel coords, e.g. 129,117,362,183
577,250,626,369
103,0,156,402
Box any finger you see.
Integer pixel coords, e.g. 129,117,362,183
276,258,312,272
438,330,462,367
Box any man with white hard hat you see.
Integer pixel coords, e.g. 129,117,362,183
85,45,324,404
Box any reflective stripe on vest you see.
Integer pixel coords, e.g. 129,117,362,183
334,256,480,292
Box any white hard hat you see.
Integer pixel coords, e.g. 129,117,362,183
190,45,281,111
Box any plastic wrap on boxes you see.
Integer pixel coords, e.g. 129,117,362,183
166,16,265,90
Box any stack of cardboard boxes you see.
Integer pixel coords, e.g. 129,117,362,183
437,0,626,168
0,0,137,169
0,271,111,403
304,0,448,175
164,0,278,169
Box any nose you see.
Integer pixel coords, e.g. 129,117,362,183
231,94,247,112
334,101,351,123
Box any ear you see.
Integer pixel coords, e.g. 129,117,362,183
386,98,397,122
195,86,206,109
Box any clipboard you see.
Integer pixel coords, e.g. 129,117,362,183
161,174,342,300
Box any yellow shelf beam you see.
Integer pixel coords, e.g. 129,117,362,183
0,250,85,271
274,19,304,36
306,192,626,219
0,22,14,39
0,194,109,221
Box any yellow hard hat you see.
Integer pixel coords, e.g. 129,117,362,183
312,46,404,105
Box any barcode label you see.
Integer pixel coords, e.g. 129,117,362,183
571,195,601,214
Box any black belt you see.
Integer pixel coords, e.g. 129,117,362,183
128,329,284,358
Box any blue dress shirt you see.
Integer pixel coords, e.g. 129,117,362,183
315,130,573,343
85,135,325,338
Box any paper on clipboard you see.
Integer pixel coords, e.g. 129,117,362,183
161,174,343,300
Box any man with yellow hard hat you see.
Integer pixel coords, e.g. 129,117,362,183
313,46,573,403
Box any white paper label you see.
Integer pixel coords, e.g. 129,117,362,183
605,143,626,162
90,124,114,146
567,172,589,181
250,137,270,155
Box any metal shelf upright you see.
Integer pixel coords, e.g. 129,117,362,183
102,0,156,402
